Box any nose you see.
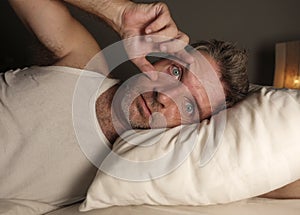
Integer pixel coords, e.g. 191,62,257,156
155,85,182,108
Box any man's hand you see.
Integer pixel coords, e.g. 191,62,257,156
61,0,193,77
118,2,193,79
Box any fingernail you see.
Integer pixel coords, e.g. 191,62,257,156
145,28,152,34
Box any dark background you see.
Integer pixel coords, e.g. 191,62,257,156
1,0,300,85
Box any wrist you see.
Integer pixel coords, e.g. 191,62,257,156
64,0,132,34
95,0,133,33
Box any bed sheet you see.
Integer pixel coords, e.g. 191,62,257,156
0,199,57,215
46,198,300,215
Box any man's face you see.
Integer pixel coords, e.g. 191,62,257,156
113,51,225,129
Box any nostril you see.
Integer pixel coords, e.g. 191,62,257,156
153,90,158,98
153,89,165,108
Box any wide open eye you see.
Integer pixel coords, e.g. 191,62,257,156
181,97,196,120
185,102,194,115
171,65,182,80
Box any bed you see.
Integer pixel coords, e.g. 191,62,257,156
48,198,300,215
2,198,300,215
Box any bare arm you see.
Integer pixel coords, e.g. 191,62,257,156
10,0,191,76
64,0,192,79
9,0,101,69
260,179,300,199
63,0,127,33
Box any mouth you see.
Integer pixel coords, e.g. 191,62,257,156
140,94,152,117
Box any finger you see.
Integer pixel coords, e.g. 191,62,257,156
159,31,189,51
159,39,186,53
145,3,174,34
146,31,189,53
158,33,194,65
172,49,195,65
131,57,158,80
158,31,189,49
145,24,178,43
177,31,190,44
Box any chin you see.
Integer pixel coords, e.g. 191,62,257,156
129,110,150,129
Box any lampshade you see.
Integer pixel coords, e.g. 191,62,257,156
273,40,300,89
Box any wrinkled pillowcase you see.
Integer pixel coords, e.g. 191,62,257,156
80,87,300,211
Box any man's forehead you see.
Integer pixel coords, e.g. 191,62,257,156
160,50,219,74
152,52,225,117
182,51,224,118
183,50,220,87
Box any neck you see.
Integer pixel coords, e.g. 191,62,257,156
95,84,127,144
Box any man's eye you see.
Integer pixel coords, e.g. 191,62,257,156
181,98,197,122
185,102,194,114
171,66,181,79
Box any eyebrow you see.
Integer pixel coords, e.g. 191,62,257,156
167,55,191,69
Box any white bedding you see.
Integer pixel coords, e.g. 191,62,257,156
2,83,299,214
81,86,300,210
2,198,300,215
0,199,57,215
46,198,300,215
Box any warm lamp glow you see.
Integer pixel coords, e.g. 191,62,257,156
294,77,300,88
273,41,300,89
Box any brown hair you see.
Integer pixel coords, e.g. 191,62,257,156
190,39,249,109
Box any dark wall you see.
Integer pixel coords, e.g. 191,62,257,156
1,0,300,85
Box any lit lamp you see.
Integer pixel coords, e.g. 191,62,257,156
273,40,300,89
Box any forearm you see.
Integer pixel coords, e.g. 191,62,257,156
260,179,300,199
63,0,132,33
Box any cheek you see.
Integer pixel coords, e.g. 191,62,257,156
162,105,197,126
148,105,183,128
128,98,140,117
162,106,182,126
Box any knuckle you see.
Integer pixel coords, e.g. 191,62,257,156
155,2,167,9
179,32,189,43
153,2,170,14
170,26,178,35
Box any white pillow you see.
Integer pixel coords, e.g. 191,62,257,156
80,87,300,211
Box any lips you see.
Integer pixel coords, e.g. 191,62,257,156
140,94,151,117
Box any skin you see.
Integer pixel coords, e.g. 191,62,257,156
9,0,300,200
96,52,223,143
116,53,222,129
9,0,192,78
260,179,300,199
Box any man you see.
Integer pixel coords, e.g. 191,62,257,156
97,40,249,142
6,0,250,144
1,0,270,208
